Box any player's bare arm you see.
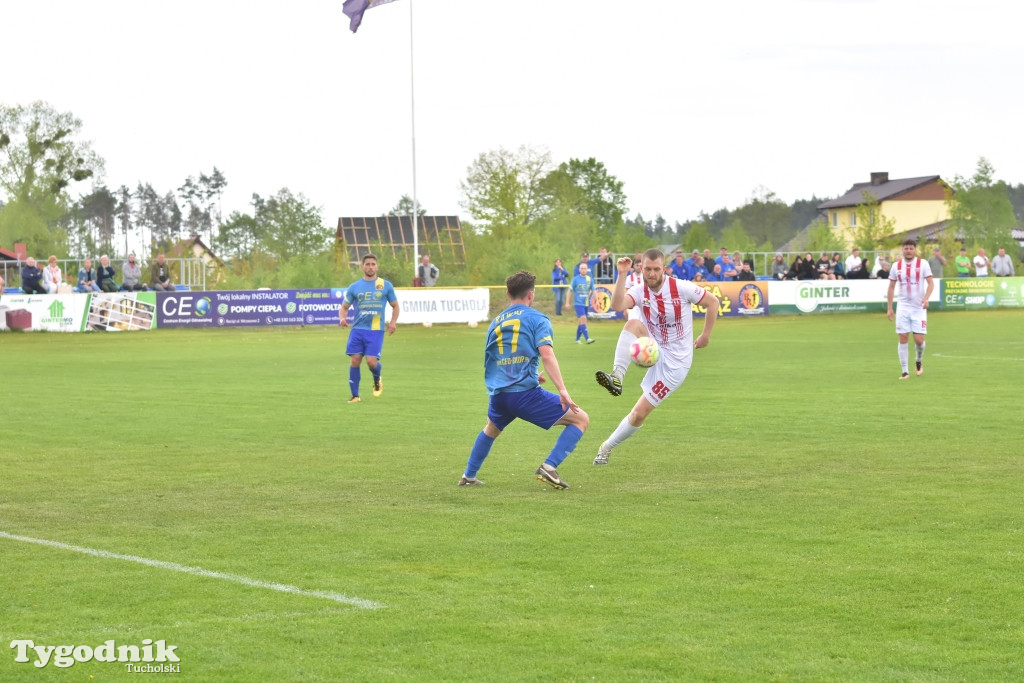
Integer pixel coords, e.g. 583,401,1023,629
695,291,720,349
610,257,633,312
922,276,934,309
339,302,350,327
538,344,579,413
387,301,400,335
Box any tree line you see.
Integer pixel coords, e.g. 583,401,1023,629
1,101,336,289
3,101,1022,290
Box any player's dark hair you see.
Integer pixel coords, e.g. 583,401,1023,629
901,237,918,247
506,270,536,299
362,253,377,264
643,248,665,263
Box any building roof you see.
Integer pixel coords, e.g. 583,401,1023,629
818,175,942,209
169,235,223,266
884,220,953,244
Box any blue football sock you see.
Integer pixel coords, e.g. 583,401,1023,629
583,325,590,341
545,424,584,468
464,431,496,478
371,362,382,382
349,366,361,397
576,324,583,341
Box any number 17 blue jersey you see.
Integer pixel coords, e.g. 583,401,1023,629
483,304,553,396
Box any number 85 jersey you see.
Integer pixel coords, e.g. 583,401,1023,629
483,304,553,395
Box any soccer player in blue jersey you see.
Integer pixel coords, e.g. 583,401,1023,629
459,270,589,490
570,262,596,344
338,253,400,403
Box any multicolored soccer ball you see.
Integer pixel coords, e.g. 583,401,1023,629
629,336,660,367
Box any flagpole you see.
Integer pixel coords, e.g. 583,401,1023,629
409,0,420,278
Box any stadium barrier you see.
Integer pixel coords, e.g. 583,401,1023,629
2,279,1021,332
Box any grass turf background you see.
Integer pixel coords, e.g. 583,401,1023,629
2,309,1022,680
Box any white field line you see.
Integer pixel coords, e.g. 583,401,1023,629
0,531,383,610
930,353,1024,362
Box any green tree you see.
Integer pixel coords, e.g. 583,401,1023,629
719,219,755,253
459,145,553,237
178,169,227,244
1006,182,1024,225
852,190,898,251
116,185,134,257
681,221,715,254
729,187,792,248
650,214,670,241
70,185,117,255
388,194,426,216
541,157,626,242
251,188,330,260
945,157,1016,253
612,219,655,255
215,210,261,262
0,101,103,255
133,183,181,250
0,194,67,258
802,217,846,253
0,101,102,205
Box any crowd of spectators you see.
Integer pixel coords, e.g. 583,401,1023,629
9,254,179,294
551,245,1019,299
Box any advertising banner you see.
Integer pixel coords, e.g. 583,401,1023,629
940,277,1024,310
0,292,157,331
85,292,158,330
697,281,770,317
156,289,343,328
583,281,768,319
154,287,491,328
992,277,1024,307
396,288,490,324
589,284,625,320
770,280,898,314
0,294,87,332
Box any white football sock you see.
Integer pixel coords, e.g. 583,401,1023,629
898,342,909,373
613,328,637,379
915,341,925,362
605,414,641,451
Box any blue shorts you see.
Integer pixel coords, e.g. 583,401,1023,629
346,328,385,358
488,386,568,432
574,304,589,317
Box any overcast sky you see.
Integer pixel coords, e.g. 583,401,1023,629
4,0,1022,233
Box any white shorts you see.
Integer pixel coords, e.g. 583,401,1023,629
895,306,927,335
639,352,690,408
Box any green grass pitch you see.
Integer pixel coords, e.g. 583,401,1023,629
2,309,1022,680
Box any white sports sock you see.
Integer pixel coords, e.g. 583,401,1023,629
605,414,641,451
613,328,637,379
915,341,925,362
898,342,909,373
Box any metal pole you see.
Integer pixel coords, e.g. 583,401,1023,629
409,0,419,278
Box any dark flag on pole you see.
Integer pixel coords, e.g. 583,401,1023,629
343,0,398,33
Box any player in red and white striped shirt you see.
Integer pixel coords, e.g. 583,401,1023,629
593,248,719,465
887,237,935,379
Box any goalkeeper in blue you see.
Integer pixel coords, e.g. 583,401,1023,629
459,270,589,490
